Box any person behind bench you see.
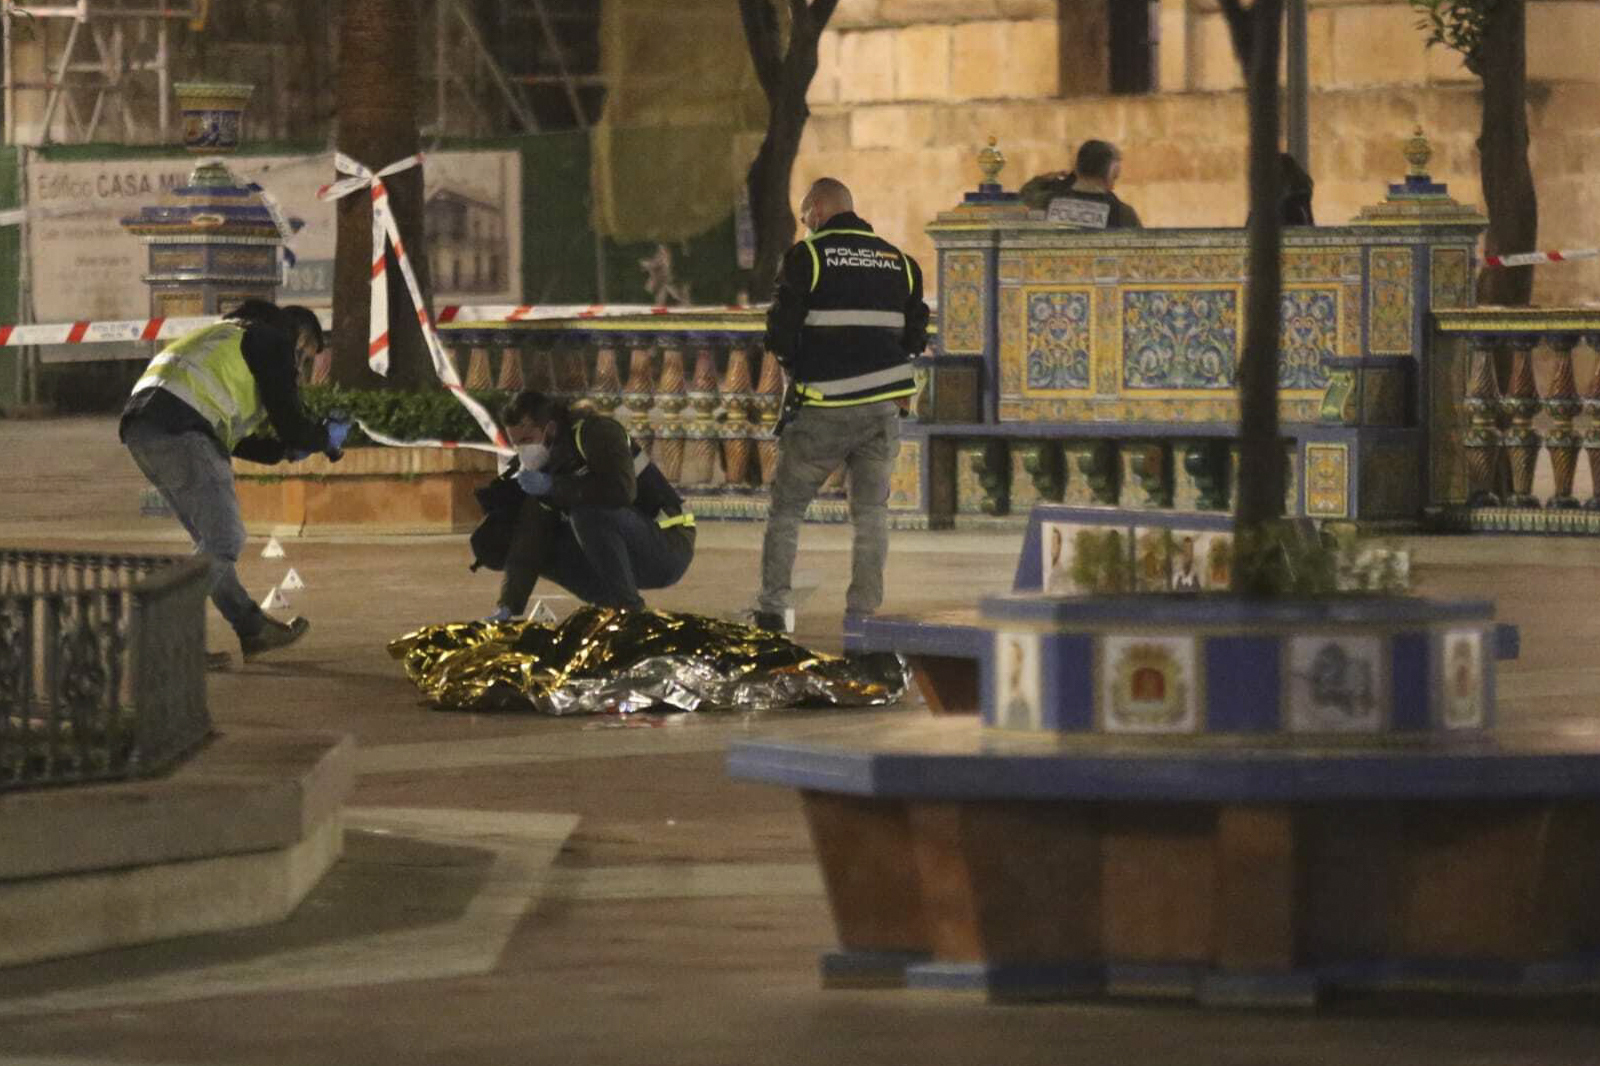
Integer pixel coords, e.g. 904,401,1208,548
1019,139,1142,230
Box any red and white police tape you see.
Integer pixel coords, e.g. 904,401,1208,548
315,150,513,458
356,420,512,457
0,316,220,347
0,304,756,348
1483,248,1600,269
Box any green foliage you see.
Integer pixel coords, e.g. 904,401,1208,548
1231,521,1341,596
1060,520,1409,598
293,385,507,448
1233,520,1411,597
1408,0,1498,67
1070,528,1132,593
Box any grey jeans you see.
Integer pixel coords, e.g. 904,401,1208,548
759,401,900,616
122,422,266,638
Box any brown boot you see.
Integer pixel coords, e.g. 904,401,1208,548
240,616,310,658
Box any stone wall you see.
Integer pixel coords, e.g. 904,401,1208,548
798,0,1600,308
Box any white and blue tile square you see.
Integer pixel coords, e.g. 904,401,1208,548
1040,521,1089,594
990,631,1043,731
1285,634,1386,733
1099,635,1200,734
1437,627,1488,730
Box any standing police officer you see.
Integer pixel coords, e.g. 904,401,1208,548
120,300,351,658
753,178,930,632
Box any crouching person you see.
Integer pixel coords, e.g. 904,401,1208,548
482,390,695,621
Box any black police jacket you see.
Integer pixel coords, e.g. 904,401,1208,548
763,211,930,408
469,414,690,572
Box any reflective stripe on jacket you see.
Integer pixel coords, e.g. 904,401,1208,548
764,212,930,409
130,323,266,452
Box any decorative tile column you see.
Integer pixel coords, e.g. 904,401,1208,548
719,338,756,493
1543,334,1582,509
1463,334,1503,508
621,337,657,451
590,341,624,419
1499,335,1542,509
753,349,785,490
120,83,283,317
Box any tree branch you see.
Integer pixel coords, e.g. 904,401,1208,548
809,0,842,35
1217,0,1254,65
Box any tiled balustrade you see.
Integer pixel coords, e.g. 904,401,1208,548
1433,309,1600,530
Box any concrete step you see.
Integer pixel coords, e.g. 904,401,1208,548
0,728,354,968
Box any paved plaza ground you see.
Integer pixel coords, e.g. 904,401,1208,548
2,416,1600,1066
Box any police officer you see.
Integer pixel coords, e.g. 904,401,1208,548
1019,139,1142,229
482,389,695,619
753,178,930,632
120,299,351,658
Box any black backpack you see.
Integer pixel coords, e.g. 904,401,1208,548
468,475,525,572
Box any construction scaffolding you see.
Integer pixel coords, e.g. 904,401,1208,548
423,0,602,139
2,0,210,145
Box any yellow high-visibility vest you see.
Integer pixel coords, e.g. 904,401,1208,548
130,323,266,451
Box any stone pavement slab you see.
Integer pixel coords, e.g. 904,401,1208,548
2,416,1600,1063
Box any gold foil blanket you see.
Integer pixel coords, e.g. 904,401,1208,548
389,606,908,714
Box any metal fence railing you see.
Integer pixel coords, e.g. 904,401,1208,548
0,549,212,791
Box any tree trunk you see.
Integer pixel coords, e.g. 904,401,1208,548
747,79,811,300
331,0,434,390
1224,0,1286,594
740,0,839,301
1475,0,1536,307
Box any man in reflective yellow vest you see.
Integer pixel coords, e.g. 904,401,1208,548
754,178,930,632
479,389,695,620
120,300,351,658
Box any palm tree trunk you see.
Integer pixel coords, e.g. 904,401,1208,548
331,0,434,390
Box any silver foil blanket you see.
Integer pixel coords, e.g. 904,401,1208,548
389,606,908,714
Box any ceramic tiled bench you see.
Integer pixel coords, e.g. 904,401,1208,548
732,515,1600,1007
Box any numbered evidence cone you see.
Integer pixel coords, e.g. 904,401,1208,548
260,584,291,611
261,536,286,559
280,567,306,591
529,599,559,625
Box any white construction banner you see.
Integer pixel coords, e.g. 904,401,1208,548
22,148,522,345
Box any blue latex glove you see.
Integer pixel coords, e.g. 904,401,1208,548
516,468,554,496
325,418,353,452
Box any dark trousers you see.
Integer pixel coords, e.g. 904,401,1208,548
499,500,694,612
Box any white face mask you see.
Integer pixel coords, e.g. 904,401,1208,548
516,442,550,471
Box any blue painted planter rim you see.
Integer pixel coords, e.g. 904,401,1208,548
978,593,1495,627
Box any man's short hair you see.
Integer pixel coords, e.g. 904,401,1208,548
1074,140,1119,180
224,298,323,350
805,177,853,214
501,389,568,429
279,305,324,351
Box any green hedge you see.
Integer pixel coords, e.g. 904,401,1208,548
295,385,508,448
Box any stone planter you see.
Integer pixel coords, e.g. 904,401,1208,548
233,447,499,536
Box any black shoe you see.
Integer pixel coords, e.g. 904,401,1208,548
750,610,786,632
241,616,310,658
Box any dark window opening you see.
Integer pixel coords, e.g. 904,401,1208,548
1109,0,1158,95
